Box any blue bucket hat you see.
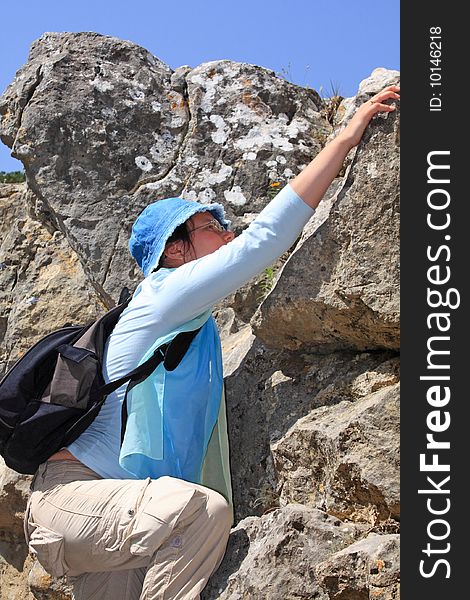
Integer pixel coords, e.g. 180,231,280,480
129,197,230,276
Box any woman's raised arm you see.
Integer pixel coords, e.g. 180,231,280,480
290,85,400,209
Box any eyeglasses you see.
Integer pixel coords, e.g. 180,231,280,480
189,219,229,234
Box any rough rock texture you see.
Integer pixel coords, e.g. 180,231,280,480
224,338,399,521
272,384,400,524
28,560,73,600
0,31,399,600
0,457,35,599
0,183,104,376
202,504,361,600
0,32,326,304
0,458,32,538
252,68,400,353
0,546,35,600
315,533,400,600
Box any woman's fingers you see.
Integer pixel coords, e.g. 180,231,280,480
369,86,400,104
367,85,400,113
341,84,400,147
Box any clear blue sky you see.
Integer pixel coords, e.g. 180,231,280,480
0,0,399,172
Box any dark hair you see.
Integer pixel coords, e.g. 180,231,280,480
156,221,195,270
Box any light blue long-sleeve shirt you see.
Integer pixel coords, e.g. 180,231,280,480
67,184,315,479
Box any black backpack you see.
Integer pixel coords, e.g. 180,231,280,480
0,294,202,474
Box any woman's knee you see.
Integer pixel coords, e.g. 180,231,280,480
145,477,232,534
203,488,233,533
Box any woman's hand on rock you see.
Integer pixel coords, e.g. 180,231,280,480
341,84,400,148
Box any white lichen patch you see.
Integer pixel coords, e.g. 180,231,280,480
144,170,179,190
243,151,257,161
228,103,261,127
190,72,224,113
152,101,162,112
234,126,270,151
182,190,198,201
92,77,114,93
276,155,287,164
233,114,307,153
210,114,230,144
196,162,233,186
265,160,279,181
135,156,153,172
149,132,177,162
224,186,247,206
197,188,217,203
283,168,294,178
129,88,145,101
367,162,379,178
184,155,200,167
101,107,117,119
181,188,217,203
170,116,186,128
149,145,162,161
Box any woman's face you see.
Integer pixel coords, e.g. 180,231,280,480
184,211,235,261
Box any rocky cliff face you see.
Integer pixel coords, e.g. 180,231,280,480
0,32,399,599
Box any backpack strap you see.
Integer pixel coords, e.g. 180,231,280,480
100,326,202,398
97,326,203,446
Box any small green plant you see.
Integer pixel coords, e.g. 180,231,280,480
0,170,25,183
319,79,342,100
262,266,275,290
319,79,344,125
267,180,285,200
256,266,277,303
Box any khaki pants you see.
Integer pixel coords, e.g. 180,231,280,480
24,460,232,600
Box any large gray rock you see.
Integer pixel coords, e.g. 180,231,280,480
0,32,328,302
224,341,399,521
0,33,183,303
0,183,103,375
252,71,400,353
202,504,360,600
0,457,32,539
272,384,400,524
0,31,400,599
315,533,400,600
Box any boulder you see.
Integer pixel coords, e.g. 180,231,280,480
0,31,401,599
315,533,400,600
0,32,328,302
0,183,103,376
224,342,399,521
202,504,360,600
272,384,400,524
252,70,400,353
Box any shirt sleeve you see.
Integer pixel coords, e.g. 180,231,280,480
146,183,315,330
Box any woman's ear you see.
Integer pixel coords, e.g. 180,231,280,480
162,240,185,266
